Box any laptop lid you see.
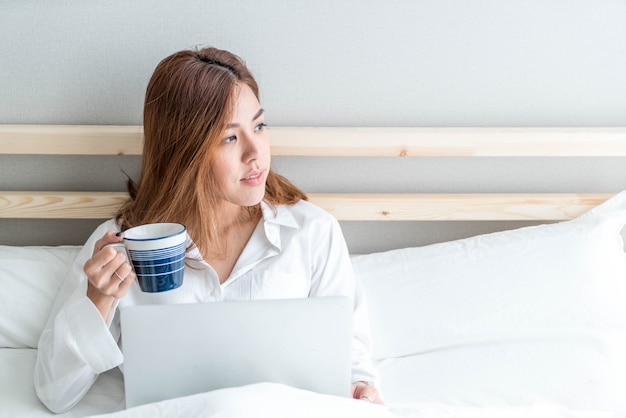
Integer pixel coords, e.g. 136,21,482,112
120,296,353,408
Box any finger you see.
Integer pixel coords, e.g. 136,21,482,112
352,383,383,405
100,251,130,285
358,390,378,404
85,250,129,293
109,268,136,299
351,381,368,397
93,266,135,299
111,260,134,287
112,257,133,279
360,388,383,405
113,270,125,282
84,245,123,278
92,230,124,256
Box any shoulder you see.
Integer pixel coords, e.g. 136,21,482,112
273,200,338,227
262,200,343,236
290,199,334,219
89,218,121,238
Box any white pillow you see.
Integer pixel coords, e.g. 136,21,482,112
353,191,626,413
0,245,81,348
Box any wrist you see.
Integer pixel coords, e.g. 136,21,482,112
87,283,116,319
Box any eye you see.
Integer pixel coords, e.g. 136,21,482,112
254,122,267,132
223,135,237,144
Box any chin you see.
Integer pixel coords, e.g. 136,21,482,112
241,192,266,208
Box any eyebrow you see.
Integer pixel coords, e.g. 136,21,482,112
227,108,264,129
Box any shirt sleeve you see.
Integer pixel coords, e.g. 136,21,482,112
34,220,124,413
307,214,379,387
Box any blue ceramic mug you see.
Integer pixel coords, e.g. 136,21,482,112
109,223,187,292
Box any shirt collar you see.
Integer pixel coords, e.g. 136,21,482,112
259,200,299,253
185,201,299,264
260,200,299,229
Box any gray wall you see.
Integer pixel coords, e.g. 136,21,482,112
2,1,626,251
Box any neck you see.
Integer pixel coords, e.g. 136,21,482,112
204,204,262,268
218,203,259,232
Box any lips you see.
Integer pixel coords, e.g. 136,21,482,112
240,169,265,186
241,171,261,180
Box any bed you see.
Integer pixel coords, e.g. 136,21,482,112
1,125,626,417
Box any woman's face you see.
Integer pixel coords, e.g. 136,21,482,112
213,83,270,209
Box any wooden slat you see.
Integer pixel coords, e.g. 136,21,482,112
0,125,143,155
271,127,626,157
2,125,626,156
0,191,128,219
0,191,612,221
309,193,612,221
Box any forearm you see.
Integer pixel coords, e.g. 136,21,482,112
35,327,99,413
310,217,379,385
34,297,123,413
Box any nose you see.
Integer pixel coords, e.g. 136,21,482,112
241,131,260,163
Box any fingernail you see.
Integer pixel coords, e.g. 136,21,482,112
115,231,123,237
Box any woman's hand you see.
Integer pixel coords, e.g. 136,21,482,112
351,381,384,405
84,231,135,319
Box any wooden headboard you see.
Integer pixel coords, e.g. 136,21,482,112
1,125,625,250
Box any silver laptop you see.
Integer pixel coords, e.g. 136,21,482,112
120,296,353,408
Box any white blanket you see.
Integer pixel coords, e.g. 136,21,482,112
90,383,388,418
0,348,124,417
1,349,616,418
89,383,615,418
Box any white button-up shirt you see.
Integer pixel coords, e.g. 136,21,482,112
35,200,378,413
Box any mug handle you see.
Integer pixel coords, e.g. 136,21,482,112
102,243,139,290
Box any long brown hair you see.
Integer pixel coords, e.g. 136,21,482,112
116,47,306,257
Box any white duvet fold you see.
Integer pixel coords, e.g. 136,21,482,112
88,382,614,418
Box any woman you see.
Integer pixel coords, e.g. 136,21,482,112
34,47,382,413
